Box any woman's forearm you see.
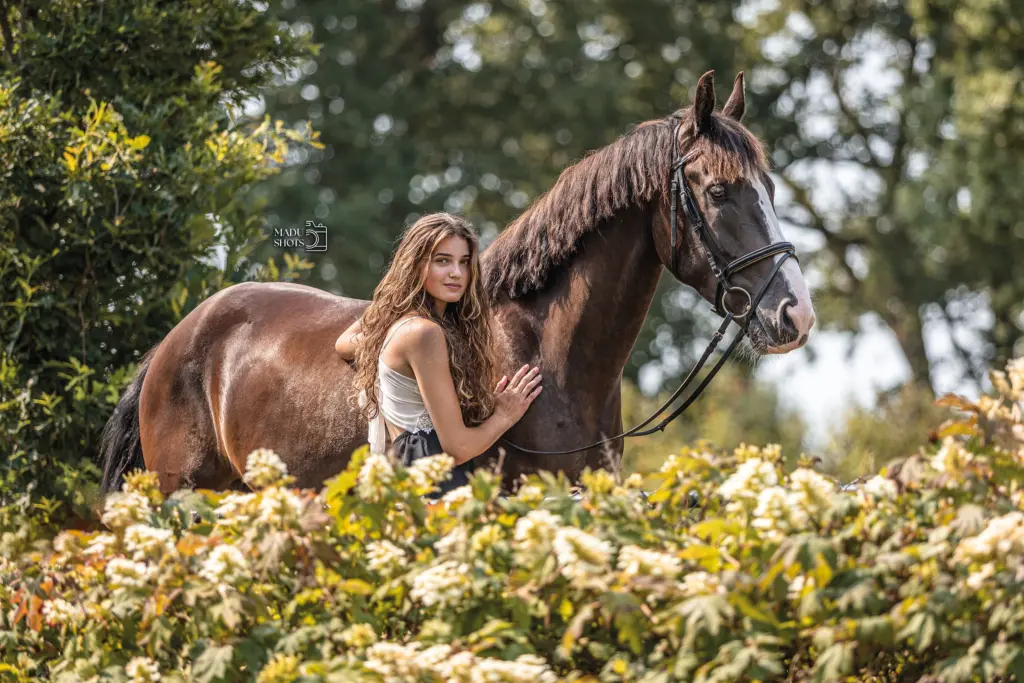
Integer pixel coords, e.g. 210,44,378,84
440,412,514,465
335,319,363,360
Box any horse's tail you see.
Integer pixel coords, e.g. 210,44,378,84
99,345,158,495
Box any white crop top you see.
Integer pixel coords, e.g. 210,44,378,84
359,317,435,454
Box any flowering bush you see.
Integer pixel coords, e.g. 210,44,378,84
5,359,1024,682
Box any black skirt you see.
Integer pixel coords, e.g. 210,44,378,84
392,429,477,497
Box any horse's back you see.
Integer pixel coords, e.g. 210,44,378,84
139,282,370,491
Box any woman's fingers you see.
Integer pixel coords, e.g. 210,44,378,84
495,375,509,393
512,366,540,392
509,364,531,388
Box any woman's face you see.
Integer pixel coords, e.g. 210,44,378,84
423,234,472,311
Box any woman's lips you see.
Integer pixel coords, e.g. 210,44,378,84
444,283,462,290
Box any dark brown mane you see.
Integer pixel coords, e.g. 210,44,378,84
482,108,770,300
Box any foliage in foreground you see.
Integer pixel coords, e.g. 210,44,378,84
4,360,1024,682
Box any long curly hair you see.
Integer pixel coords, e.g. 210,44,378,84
353,213,495,426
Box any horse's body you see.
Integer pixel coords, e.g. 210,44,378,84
100,71,815,495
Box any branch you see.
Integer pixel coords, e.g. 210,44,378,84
825,65,885,170
936,301,985,391
0,0,16,67
776,172,864,292
881,37,919,217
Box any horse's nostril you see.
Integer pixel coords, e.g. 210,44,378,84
778,299,800,338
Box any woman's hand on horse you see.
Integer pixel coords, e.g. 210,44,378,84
494,364,542,426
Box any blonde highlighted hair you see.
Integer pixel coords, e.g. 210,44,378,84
353,213,495,426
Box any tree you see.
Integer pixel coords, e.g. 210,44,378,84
0,0,317,517
252,0,758,386
741,0,1024,393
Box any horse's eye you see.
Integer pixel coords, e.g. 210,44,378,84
708,184,727,200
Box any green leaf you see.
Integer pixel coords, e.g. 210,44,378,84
812,642,854,683
192,644,234,683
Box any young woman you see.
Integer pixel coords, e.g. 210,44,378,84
335,212,542,493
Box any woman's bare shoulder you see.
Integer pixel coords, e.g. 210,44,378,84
392,316,446,354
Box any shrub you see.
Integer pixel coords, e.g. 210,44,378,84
3,358,1024,682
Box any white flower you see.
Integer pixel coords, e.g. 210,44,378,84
435,651,476,682
408,454,455,493
470,524,502,554
84,532,118,556
553,527,612,582
513,510,561,561
679,571,724,597
752,486,810,541
214,492,258,524
441,485,473,508
409,560,472,609
860,475,898,502
366,540,407,575
932,437,969,474
788,574,814,600
52,532,83,558
106,558,156,590
516,484,545,503
124,524,176,561
788,468,835,511
435,527,468,557
617,545,681,580
623,473,644,489
257,488,305,526
364,642,426,680
955,511,1024,561
339,623,378,648
415,644,454,670
101,490,153,529
718,457,779,502
1007,358,1024,397
358,454,395,502
42,598,85,627
243,448,289,489
472,654,558,683
966,562,996,590
199,544,250,585
126,656,161,683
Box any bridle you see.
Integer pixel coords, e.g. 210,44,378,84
501,118,798,456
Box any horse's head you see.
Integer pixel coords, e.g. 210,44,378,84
654,70,815,355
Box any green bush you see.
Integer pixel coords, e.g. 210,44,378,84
4,359,1024,682
0,0,319,530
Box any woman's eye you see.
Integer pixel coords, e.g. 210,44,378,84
709,184,727,200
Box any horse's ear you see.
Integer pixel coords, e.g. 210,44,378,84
722,71,746,121
693,70,716,135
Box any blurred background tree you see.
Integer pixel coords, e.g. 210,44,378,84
250,0,762,386
742,0,1024,395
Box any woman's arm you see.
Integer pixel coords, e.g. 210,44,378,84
404,320,541,465
335,318,363,361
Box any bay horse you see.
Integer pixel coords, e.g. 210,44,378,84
99,71,815,495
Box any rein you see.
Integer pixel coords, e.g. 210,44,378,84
500,120,797,457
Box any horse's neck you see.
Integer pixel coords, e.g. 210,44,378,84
514,206,663,393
